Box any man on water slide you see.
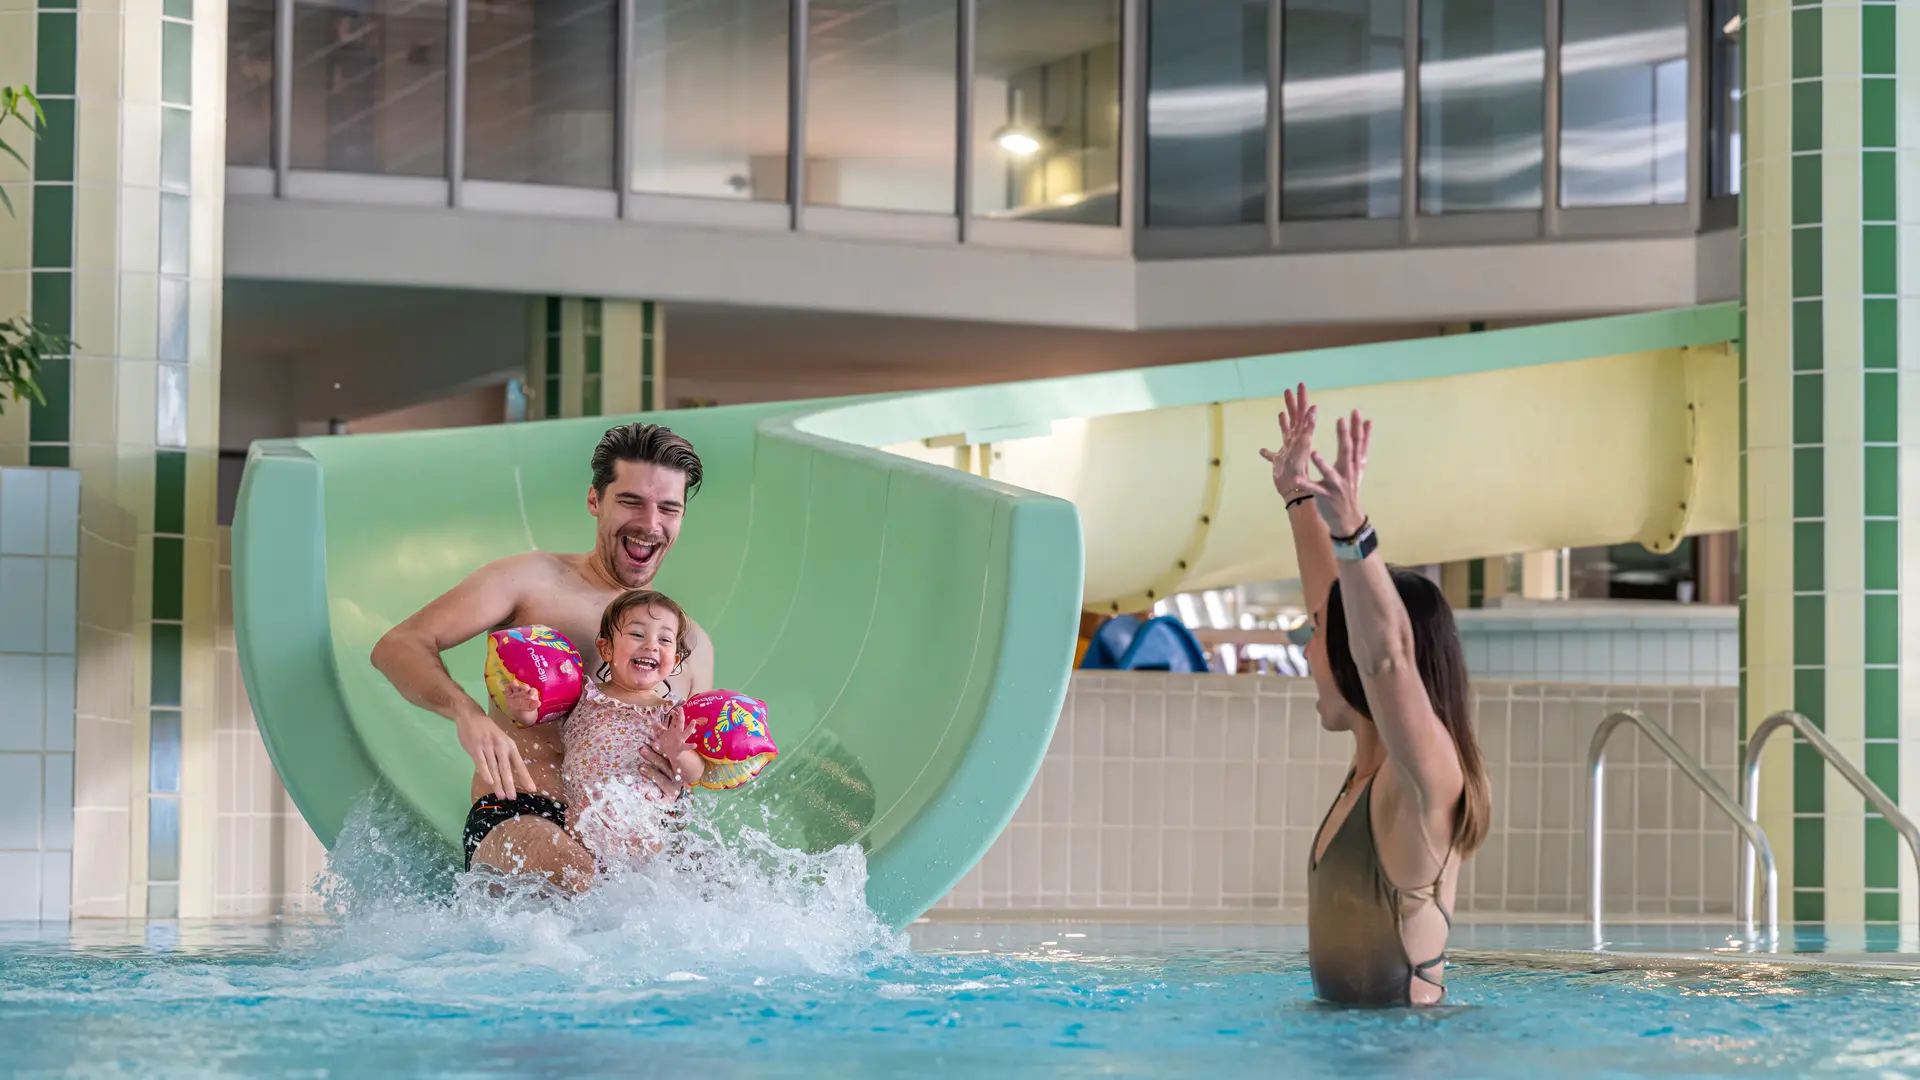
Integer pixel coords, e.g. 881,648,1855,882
370,423,715,889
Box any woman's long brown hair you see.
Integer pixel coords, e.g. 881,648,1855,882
1323,569,1491,856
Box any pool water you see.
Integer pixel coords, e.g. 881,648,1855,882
5,798,1920,1079
6,920,1920,1079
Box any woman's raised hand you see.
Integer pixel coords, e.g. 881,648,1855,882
1294,409,1372,538
1259,383,1319,500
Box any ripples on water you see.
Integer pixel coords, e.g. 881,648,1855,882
3,789,1920,1078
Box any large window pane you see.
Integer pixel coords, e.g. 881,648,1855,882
466,0,617,188
227,0,276,167
1560,0,1687,208
805,0,956,214
1282,0,1404,221
972,0,1121,225
291,1,449,176
1419,0,1543,214
631,0,789,200
1146,0,1266,228
1707,0,1741,197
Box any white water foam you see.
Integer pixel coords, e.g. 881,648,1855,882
306,782,909,987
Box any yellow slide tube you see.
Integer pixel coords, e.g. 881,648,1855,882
889,325,1737,611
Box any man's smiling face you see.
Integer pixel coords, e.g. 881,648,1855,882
587,459,688,588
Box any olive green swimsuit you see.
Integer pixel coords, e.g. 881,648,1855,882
1307,770,1454,1007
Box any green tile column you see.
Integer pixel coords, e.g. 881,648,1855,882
1743,0,1917,928
1,0,226,918
526,298,667,419
0,3,77,468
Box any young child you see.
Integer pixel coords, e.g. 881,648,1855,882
500,588,707,863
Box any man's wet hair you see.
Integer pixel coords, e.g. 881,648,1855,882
590,423,703,498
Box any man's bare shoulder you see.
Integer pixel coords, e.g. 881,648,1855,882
450,551,583,614
385,551,580,646
480,550,579,583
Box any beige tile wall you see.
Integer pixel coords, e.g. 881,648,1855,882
71,496,136,917
1457,605,1739,686
211,530,325,916
199,605,1746,920
936,673,1743,918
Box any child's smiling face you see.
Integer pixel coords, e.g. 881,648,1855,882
597,603,680,693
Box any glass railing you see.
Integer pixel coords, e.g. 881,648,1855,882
225,0,1737,255
1140,0,1728,255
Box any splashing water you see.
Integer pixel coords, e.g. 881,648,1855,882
307,781,908,984
13,792,1920,1076
309,783,462,916
8,813,1920,1080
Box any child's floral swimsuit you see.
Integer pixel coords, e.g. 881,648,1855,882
561,681,690,855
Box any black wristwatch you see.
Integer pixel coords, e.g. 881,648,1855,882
1332,521,1378,562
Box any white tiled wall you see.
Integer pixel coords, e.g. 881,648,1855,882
936,673,1743,918
1456,605,1738,686
0,469,80,921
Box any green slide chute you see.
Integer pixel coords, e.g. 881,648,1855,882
234,400,1085,928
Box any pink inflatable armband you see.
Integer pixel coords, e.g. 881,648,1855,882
682,690,777,790
483,625,584,727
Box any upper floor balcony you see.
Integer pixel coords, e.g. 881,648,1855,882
223,0,1742,328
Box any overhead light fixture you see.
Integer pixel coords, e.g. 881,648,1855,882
995,86,1043,157
996,129,1042,157
1723,13,1742,34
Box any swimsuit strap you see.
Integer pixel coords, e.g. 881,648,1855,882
1308,767,1379,871
1397,842,1457,994
1411,953,1448,990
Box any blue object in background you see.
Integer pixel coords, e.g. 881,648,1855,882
1080,615,1210,673
1080,615,1141,669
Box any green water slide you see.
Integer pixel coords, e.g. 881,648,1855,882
233,304,1738,928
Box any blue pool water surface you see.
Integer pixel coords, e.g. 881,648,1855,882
5,918,1920,1079
5,800,1919,1079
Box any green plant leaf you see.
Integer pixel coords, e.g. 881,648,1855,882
0,315,69,416
0,85,45,222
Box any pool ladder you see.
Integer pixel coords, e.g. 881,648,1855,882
1587,708,1920,950
1740,711,1920,932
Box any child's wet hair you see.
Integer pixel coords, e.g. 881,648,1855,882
597,589,694,665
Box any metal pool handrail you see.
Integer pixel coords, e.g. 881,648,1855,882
1588,710,1779,947
1742,710,1920,929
